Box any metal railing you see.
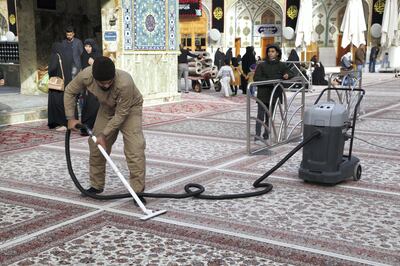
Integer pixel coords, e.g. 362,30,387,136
285,61,313,92
246,77,307,155
326,70,363,120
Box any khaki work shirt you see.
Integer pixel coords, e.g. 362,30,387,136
64,67,143,136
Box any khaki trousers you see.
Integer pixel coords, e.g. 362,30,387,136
88,105,146,192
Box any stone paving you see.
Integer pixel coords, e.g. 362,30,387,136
0,73,400,265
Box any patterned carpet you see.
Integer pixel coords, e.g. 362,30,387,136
1,74,400,265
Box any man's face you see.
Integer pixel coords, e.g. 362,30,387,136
268,48,278,61
66,32,75,41
95,79,114,91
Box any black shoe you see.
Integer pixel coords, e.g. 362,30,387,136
133,196,147,206
80,130,89,136
83,187,104,195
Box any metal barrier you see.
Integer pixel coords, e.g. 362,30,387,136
285,61,313,92
246,78,306,155
326,70,363,119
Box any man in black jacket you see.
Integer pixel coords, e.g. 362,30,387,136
254,44,292,142
369,45,380,73
178,44,201,93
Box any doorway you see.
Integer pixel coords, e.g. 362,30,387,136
235,38,241,57
34,0,103,69
336,34,351,66
300,41,319,61
261,37,275,60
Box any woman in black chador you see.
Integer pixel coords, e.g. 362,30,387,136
79,38,101,135
47,42,73,130
241,46,256,94
214,48,225,70
310,55,328,85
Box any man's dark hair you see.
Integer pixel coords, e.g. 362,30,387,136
92,56,115,81
65,26,75,33
266,44,282,60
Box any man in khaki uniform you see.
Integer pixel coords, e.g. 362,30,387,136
64,56,145,197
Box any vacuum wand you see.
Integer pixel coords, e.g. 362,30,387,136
76,124,167,220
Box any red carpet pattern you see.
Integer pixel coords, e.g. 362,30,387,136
1,74,400,265
1,213,358,266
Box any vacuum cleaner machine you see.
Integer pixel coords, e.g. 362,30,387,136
299,87,365,184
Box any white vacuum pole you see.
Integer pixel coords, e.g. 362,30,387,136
90,134,167,220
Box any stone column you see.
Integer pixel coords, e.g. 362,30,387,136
16,0,38,95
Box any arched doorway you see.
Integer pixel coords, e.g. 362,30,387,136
260,9,275,60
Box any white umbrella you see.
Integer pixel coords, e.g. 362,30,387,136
295,0,314,48
381,0,399,48
340,0,366,48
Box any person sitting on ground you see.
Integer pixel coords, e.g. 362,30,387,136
64,56,147,204
340,52,353,71
310,55,328,85
340,52,357,86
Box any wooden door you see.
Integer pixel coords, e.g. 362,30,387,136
261,37,275,60
235,38,241,56
336,34,351,66
300,42,319,61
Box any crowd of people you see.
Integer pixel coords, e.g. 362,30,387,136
47,26,101,133
177,42,395,145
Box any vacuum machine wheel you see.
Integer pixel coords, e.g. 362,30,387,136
353,163,362,181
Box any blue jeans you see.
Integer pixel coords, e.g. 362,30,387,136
369,60,376,73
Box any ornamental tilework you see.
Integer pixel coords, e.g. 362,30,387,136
134,0,166,50
168,0,177,50
123,0,133,50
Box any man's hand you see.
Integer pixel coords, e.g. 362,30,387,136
283,74,289,80
88,57,95,65
96,133,107,149
67,119,81,130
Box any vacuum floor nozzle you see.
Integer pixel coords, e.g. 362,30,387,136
140,209,168,221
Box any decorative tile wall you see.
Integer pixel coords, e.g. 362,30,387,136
122,0,177,51
123,0,133,50
167,0,177,50
134,0,166,50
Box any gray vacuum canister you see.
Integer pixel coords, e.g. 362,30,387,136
303,103,348,127
299,102,358,184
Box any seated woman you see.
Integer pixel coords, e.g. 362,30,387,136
310,55,328,85
340,52,355,87
340,52,353,71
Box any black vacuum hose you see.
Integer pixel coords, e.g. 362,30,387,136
65,128,320,200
